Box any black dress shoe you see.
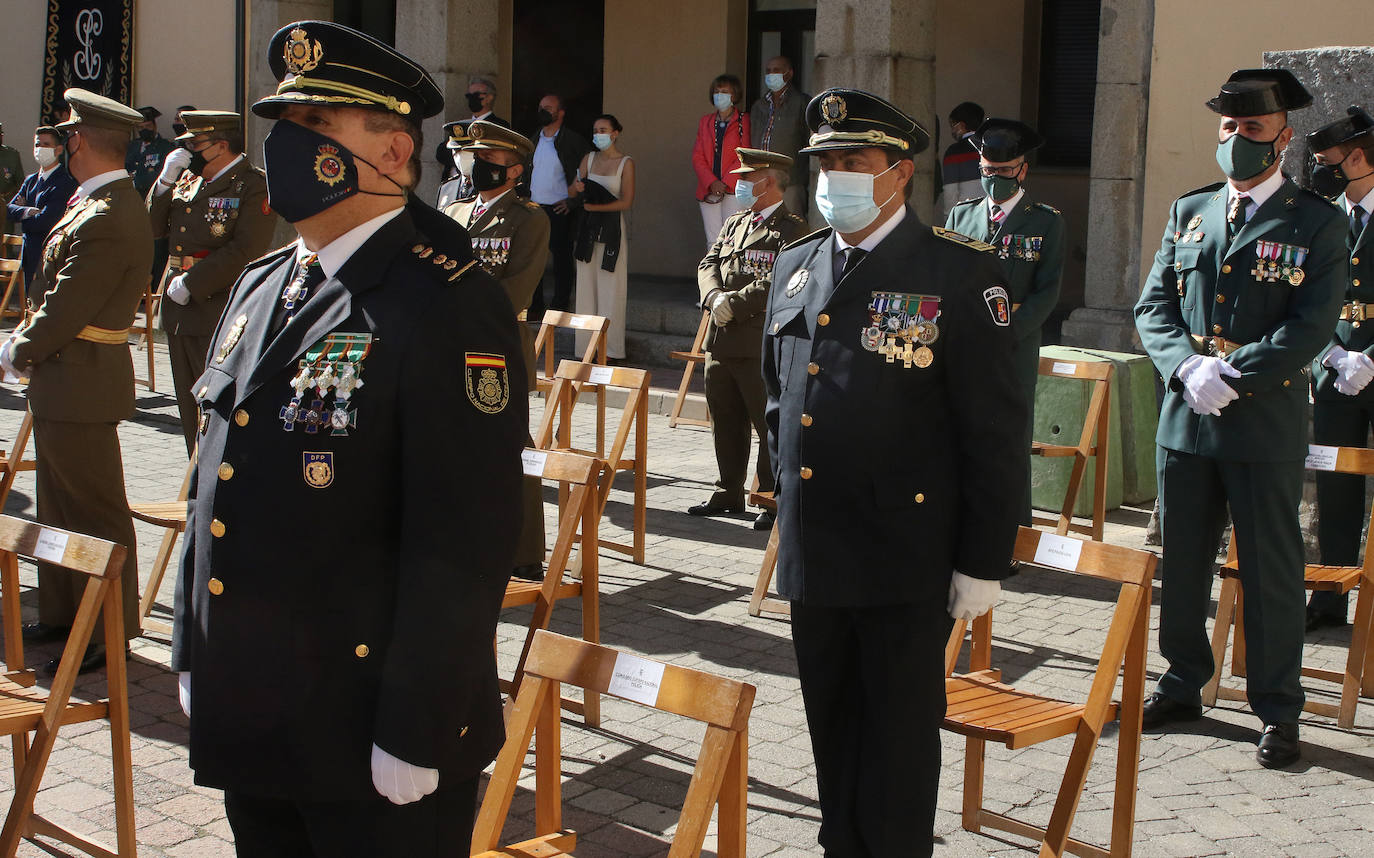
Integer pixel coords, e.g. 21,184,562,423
39,644,126,678
1305,607,1347,633
687,500,744,516
511,563,544,581
1141,691,1203,731
1256,722,1300,769
21,622,69,644
753,509,775,531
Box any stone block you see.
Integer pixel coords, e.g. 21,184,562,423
1263,48,1374,185
1084,177,1149,308
1094,0,1154,85
1031,346,1124,517
1061,307,1142,353
1090,83,1149,180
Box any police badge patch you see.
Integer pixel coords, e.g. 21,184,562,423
983,286,1011,327
464,353,510,413
314,144,346,186
303,452,334,488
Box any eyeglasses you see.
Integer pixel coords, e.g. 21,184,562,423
978,163,1023,178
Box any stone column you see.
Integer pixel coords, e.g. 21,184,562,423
394,0,502,205
813,0,937,222
1059,0,1156,353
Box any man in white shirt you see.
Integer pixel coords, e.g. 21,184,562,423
525,93,589,315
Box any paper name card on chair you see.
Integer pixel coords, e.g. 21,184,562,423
608,652,665,706
521,449,548,478
1033,533,1083,571
586,366,615,385
1051,360,1078,375
1306,444,1339,472
34,528,70,563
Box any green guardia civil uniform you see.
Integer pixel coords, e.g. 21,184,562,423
9,90,153,640
697,194,808,508
0,139,24,234
1135,172,1346,725
444,120,551,570
149,111,278,453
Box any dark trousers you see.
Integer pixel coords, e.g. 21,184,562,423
1014,332,1042,526
1156,448,1306,724
792,600,952,858
224,776,478,858
150,236,170,282
703,353,772,504
168,331,212,456
33,419,140,639
532,204,575,318
1311,397,1372,619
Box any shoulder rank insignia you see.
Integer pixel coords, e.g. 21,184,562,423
955,197,982,207
1035,202,1061,215
984,286,1011,327
932,226,994,253
781,226,831,252
465,353,510,413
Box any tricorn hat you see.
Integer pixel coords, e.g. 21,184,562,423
1306,105,1374,153
1206,69,1313,116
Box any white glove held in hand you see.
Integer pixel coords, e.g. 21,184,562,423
157,148,194,189
1,339,21,383
1330,348,1374,396
1177,354,1241,416
178,672,191,717
710,292,734,326
948,571,1001,621
166,275,191,306
370,743,439,805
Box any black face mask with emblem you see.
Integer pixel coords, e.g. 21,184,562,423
470,158,510,193
262,120,405,223
187,145,210,177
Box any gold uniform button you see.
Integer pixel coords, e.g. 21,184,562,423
1212,324,1223,334
817,313,831,326
175,245,184,252
1245,391,1254,397
800,466,813,480
806,362,820,376
210,518,226,538
1216,294,1225,303
198,385,209,397
217,463,234,481
1283,379,1291,387
184,207,192,214
234,409,250,426
460,725,470,737
914,493,925,504
800,413,813,427
1351,257,1359,265
207,578,224,595
355,644,370,658
1174,262,1183,271
179,226,186,233
1355,279,1362,287
1221,264,1232,274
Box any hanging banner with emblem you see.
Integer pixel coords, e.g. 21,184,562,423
40,0,135,125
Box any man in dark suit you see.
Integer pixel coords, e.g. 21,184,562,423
6,125,78,287
763,88,1027,857
170,21,527,856
1134,69,1346,769
524,93,590,316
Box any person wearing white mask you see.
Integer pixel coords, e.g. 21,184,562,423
692,74,750,246
761,88,1026,858
436,120,477,209
749,55,810,215
5,125,78,288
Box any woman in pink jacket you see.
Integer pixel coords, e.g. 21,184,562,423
692,74,751,247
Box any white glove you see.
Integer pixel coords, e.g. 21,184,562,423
948,571,1001,621
178,671,191,717
157,148,194,189
710,292,734,326
1329,347,1374,396
1177,354,1241,416
370,743,439,805
1,338,20,384
166,274,192,306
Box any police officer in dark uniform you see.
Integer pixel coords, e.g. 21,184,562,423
763,88,1027,857
1306,106,1374,630
1135,70,1346,769
170,22,526,856
692,147,807,528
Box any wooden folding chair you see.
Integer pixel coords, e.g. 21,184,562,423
667,310,710,429
0,408,36,514
502,448,603,725
944,527,1154,857
0,236,23,322
532,311,609,457
1203,444,1374,729
535,360,648,564
746,489,788,619
129,453,195,638
471,630,756,858
0,515,136,858
1031,356,1114,541
131,275,159,392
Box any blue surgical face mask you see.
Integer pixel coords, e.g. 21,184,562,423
814,162,899,233
764,73,787,93
592,132,613,151
712,92,734,112
735,178,756,208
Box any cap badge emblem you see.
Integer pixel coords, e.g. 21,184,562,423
820,94,848,126
313,143,346,186
471,124,484,139
284,27,323,75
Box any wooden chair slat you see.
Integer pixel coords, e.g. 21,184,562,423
667,310,711,429
1030,355,1114,541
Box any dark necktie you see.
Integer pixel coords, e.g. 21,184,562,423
1228,194,1250,238
275,254,326,332
470,201,487,227
988,204,1005,238
1353,204,1367,245
833,247,867,283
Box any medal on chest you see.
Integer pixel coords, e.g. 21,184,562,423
1252,240,1308,285
472,235,511,273
279,332,374,436
205,197,240,238
862,292,941,369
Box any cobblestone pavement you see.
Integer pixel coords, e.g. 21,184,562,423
0,337,1370,857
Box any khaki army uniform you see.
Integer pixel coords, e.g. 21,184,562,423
445,188,550,569
698,203,808,507
12,171,151,640
149,157,276,451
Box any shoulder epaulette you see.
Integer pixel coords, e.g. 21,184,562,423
1035,202,1061,215
784,211,806,224
1180,181,1226,199
244,243,294,271
781,226,831,252
409,242,480,285
524,199,542,211
1298,186,1342,208
953,196,982,207
932,226,994,252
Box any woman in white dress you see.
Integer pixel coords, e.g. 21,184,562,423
572,114,635,360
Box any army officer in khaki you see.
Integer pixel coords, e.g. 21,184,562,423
149,110,277,452
1,89,152,671
692,147,808,528
444,120,550,577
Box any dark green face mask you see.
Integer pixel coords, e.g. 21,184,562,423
981,173,1020,202
1215,130,1283,181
